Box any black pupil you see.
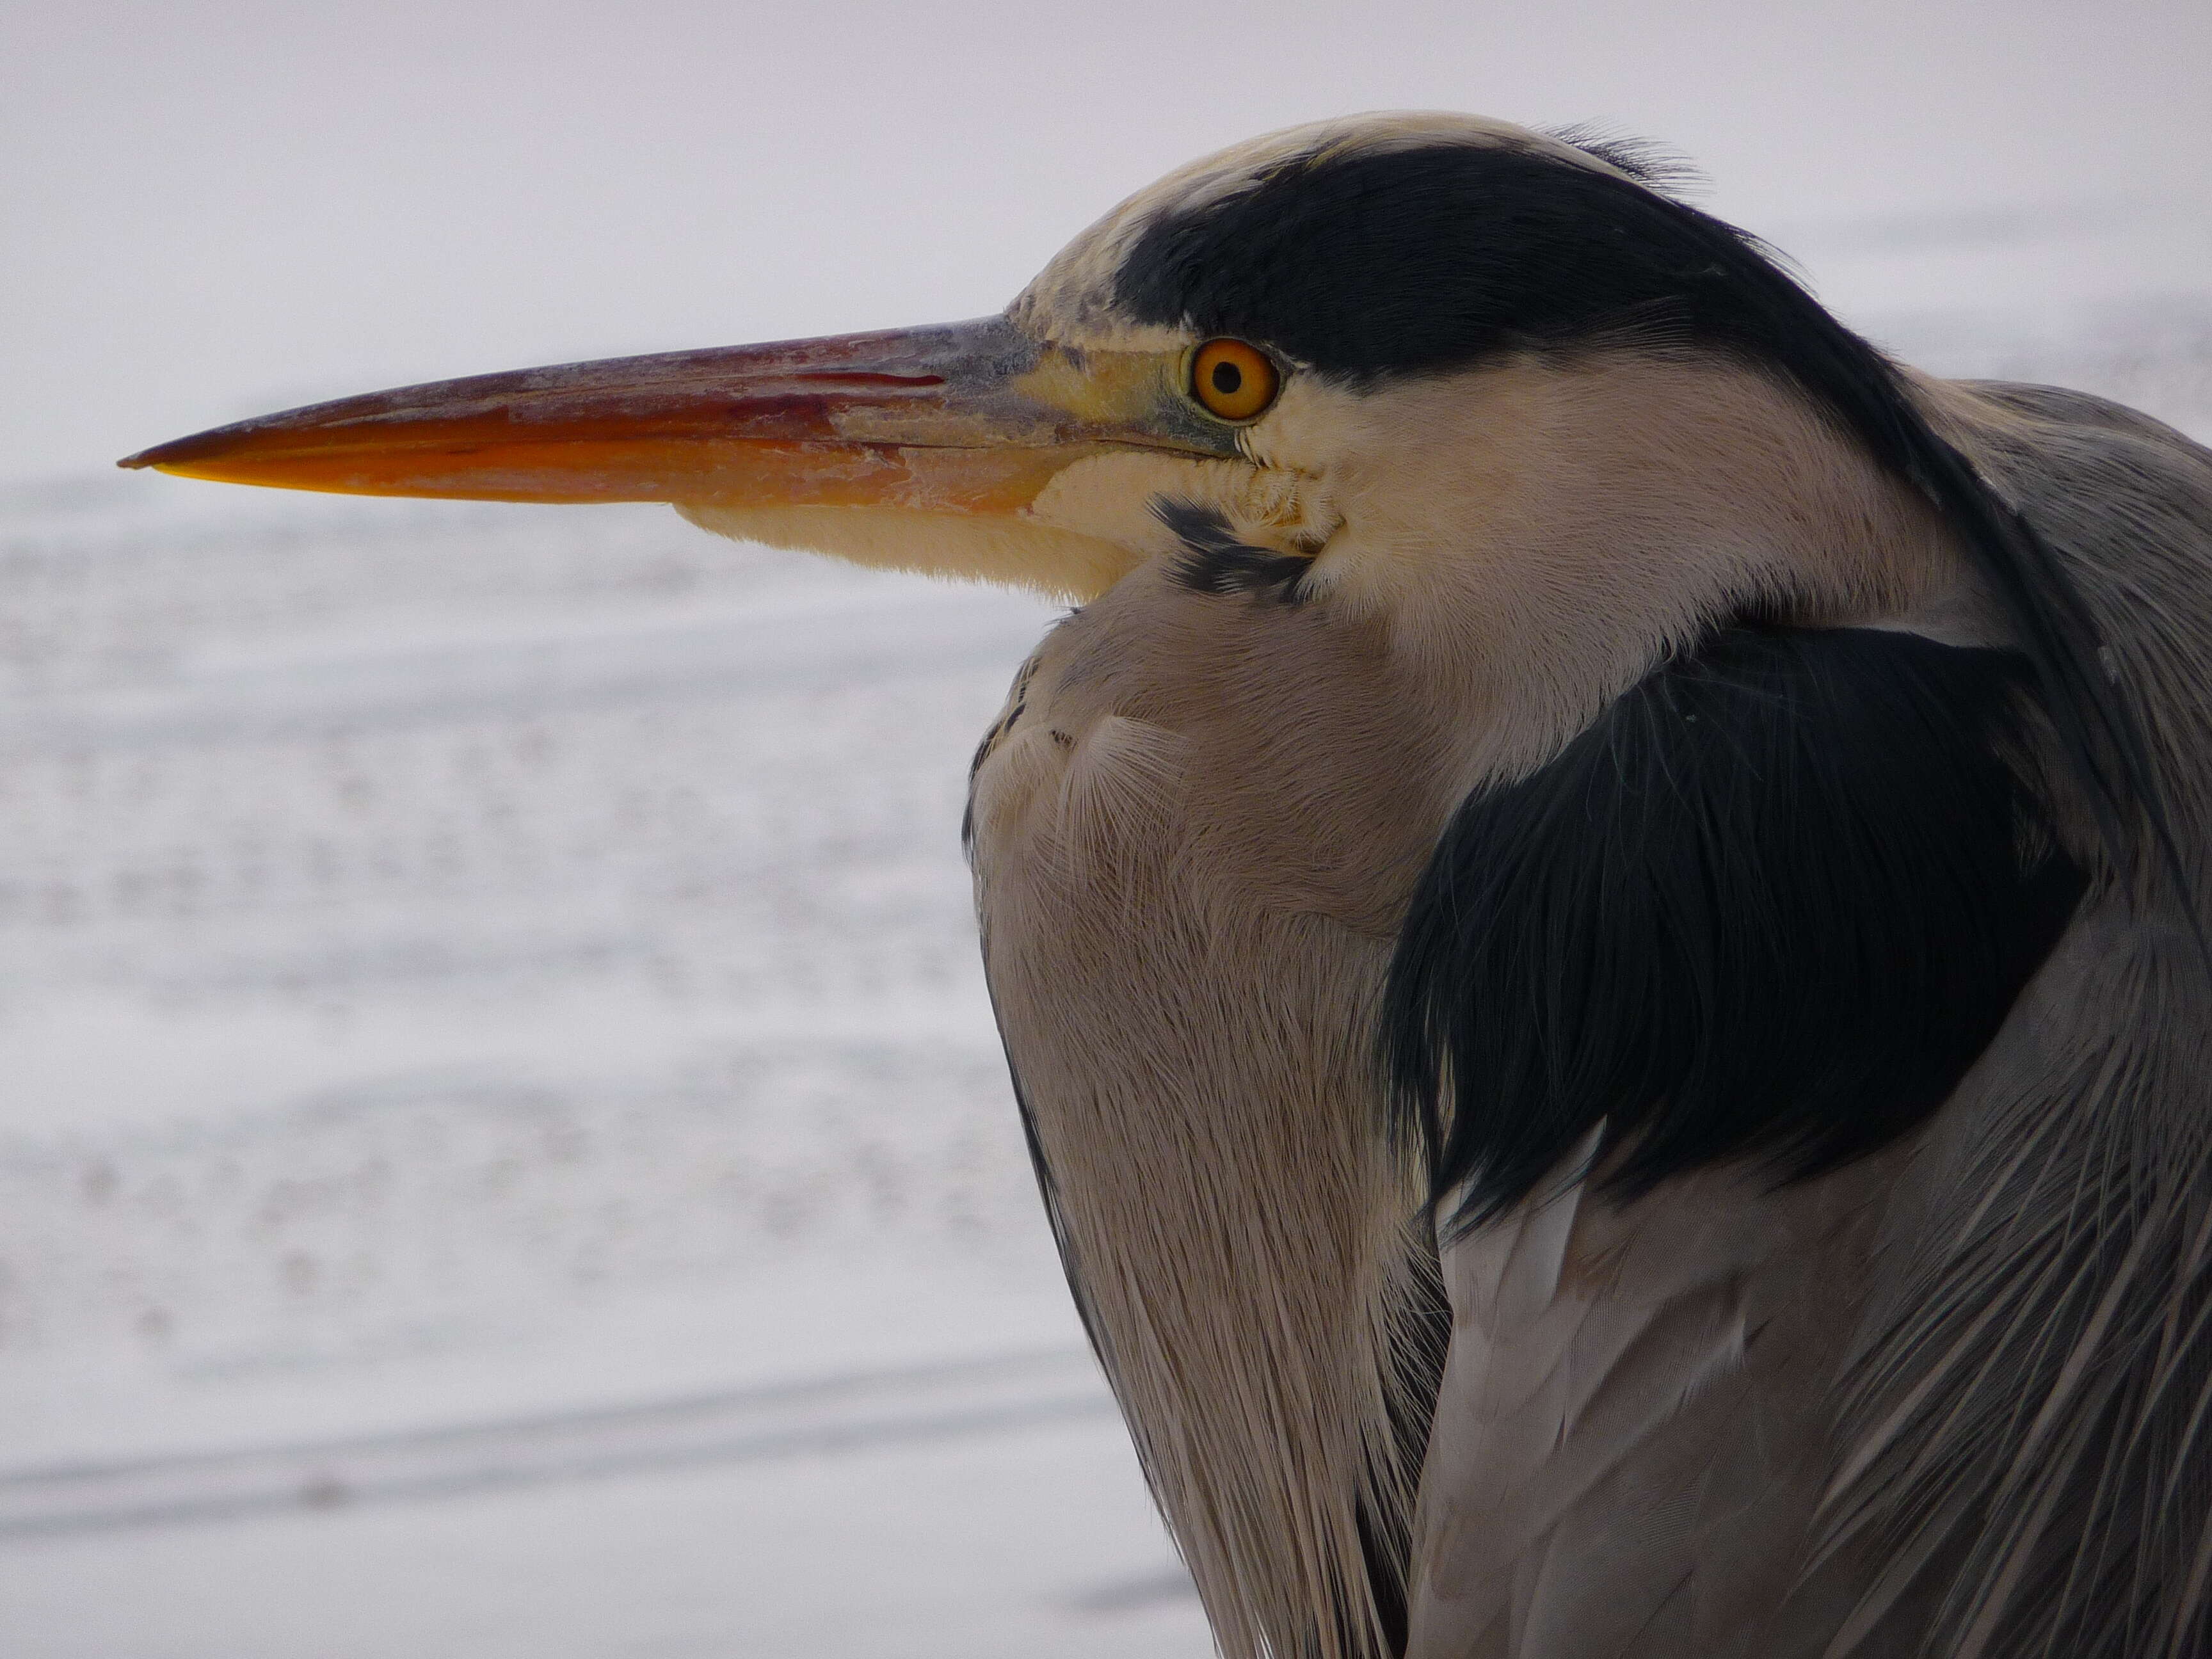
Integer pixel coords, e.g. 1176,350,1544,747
1210,360,1244,396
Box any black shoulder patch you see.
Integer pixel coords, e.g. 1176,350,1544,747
1156,499,1312,601
1384,626,2085,1230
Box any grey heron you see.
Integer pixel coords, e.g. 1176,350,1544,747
124,112,2212,1659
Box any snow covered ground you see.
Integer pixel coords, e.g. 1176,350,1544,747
0,483,1210,1655
0,265,2206,1656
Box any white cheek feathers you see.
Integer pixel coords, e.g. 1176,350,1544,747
676,502,1140,604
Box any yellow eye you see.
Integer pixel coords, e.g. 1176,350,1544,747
1190,339,1280,421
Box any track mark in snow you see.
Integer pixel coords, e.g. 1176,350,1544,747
0,1347,1113,1538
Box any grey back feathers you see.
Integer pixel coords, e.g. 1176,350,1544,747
1819,382,2212,1659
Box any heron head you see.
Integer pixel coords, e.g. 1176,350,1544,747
123,113,1960,691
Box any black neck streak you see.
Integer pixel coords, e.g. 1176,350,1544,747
1158,499,1314,603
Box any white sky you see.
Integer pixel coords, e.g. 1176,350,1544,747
6,0,2209,488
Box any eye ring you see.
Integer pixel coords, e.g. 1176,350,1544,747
1190,339,1280,422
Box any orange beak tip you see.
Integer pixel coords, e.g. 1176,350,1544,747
117,435,214,475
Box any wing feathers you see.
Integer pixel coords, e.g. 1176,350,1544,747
1407,381,2212,1659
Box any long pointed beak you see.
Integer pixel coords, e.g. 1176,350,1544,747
120,316,1226,517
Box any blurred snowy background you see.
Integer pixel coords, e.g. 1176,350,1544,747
1,1,2208,1655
